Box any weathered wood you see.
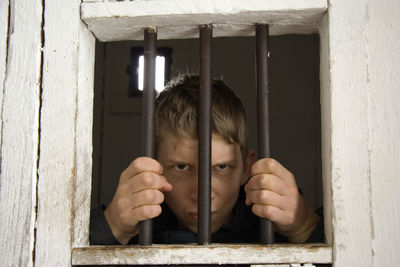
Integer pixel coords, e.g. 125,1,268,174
0,0,42,266
251,265,315,267
320,0,373,266
81,0,327,41
318,13,332,247
35,0,85,265
2,0,399,266
73,22,96,247
0,0,9,149
366,0,400,266
72,244,332,265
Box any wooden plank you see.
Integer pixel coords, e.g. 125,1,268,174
251,265,315,267
0,0,9,148
323,0,373,266
34,0,84,265
81,0,327,41
0,0,42,265
318,12,332,246
73,22,96,247
72,244,332,265
366,0,400,266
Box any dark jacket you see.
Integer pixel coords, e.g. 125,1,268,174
90,189,324,245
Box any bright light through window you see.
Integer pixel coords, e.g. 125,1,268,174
138,55,166,93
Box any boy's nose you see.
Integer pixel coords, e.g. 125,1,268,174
189,174,215,202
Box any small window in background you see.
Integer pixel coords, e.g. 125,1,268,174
127,47,172,96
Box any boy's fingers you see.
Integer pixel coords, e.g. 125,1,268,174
251,203,284,222
131,205,163,223
123,172,171,194
161,181,173,192
121,157,163,182
244,174,285,196
245,189,283,208
251,158,295,186
130,189,165,209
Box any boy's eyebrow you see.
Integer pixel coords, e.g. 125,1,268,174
212,158,237,166
162,158,190,165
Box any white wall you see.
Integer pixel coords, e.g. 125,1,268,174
366,0,400,265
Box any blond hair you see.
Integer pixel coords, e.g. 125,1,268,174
155,75,248,159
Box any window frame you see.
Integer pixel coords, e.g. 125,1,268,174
71,0,332,265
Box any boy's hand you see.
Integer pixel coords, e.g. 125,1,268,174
244,158,320,243
104,157,172,245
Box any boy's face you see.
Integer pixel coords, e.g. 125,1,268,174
157,134,252,234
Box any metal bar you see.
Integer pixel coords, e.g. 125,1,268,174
256,23,275,244
198,24,212,245
139,27,157,246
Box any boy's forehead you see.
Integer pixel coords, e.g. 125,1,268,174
158,133,242,161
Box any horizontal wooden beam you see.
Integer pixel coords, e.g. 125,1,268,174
81,0,327,41
72,244,332,265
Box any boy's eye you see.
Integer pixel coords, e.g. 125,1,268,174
216,164,229,171
175,164,189,171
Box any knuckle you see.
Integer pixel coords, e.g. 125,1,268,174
261,205,272,218
141,172,156,187
266,158,277,171
131,158,145,172
144,189,156,203
259,191,269,204
259,175,269,187
253,204,273,220
141,205,161,219
140,206,152,219
157,191,165,203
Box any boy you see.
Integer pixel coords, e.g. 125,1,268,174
90,75,323,245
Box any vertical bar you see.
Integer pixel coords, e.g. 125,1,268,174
256,24,275,244
139,27,157,246
198,24,212,245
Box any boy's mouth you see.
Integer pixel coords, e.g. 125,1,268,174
189,212,215,221
189,212,198,221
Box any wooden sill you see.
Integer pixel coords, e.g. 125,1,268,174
80,0,327,41
72,243,332,265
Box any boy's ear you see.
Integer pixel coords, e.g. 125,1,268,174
241,149,257,185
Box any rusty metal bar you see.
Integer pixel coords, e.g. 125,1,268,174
139,27,157,246
198,24,212,245
256,24,275,245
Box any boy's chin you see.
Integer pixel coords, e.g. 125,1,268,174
184,223,222,235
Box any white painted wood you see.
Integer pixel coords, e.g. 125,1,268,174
81,0,327,41
319,14,332,247
251,265,316,267
324,0,373,266
72,244,332,265
0,0,9,150
0,0,42,265
366,0,400,266
73,22,96,247
82,0,112,2
251,265,315,267
34,0,84,265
